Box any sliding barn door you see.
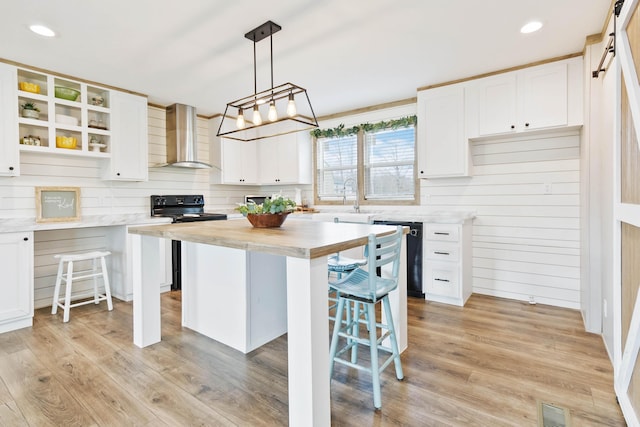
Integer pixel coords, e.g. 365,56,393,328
614,1,640,424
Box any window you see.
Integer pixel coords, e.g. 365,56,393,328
314,116,416,204
364,127,415,200
316,135,358,200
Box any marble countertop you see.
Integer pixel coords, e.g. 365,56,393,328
308,209,476,224
0,214,171,233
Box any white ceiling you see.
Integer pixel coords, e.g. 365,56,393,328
1,0,611,118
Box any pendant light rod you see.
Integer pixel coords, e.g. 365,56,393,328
217,20,317,141
270,29,274,92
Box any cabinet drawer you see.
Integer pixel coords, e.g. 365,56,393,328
425,225,459,242
425,263,460,298
424,243,459,262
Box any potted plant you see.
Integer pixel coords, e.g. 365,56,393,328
21,102,40,119
236,195,297,228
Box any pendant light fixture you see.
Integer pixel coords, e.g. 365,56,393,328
217,21,318,141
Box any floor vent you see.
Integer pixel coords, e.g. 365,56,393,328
538,401,570,427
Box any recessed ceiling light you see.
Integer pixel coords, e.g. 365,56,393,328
29,24,56,37
521,21,543,34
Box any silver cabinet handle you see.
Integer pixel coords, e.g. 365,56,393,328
433,232,450,235
434,278,450,282
434,251,449,255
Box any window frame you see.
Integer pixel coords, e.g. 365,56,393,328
313,124,419,207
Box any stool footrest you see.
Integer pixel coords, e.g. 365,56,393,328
56,294,110,309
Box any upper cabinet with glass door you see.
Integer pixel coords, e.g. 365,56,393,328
17,67,111,157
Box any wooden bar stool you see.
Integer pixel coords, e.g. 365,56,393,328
51,251,113,322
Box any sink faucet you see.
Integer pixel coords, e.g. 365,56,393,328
342,178,360,213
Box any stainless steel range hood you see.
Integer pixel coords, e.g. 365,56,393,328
164,103,211,169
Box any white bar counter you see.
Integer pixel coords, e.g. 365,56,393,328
128,218,407,427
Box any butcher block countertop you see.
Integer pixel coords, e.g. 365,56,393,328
128,217,399,259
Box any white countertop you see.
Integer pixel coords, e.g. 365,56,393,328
308,209,476,224
0,214,171,233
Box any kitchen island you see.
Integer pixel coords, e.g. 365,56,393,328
128,218,406,427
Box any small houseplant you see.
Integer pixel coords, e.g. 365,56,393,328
21,102,40,119
236,196,297,228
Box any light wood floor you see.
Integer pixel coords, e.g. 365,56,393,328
0,292,625,426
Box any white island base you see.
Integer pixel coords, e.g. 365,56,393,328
181,242,288,353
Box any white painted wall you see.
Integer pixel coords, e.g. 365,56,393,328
421,130,581,308
581,16,616,350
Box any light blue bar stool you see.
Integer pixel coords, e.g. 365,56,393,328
328,226,404,409
327,217,368,322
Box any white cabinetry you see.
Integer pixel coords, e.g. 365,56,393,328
258,131,311,185
0,63,19,176
467,57,583,138
0,232,34,333
105,91,149,181
16,67,113,157
221,138,258,184
10,65,148,181
417,84,469,178
423,222,472,306
181,242,287,353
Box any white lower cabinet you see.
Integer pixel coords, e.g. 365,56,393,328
181,241,287,353
0,232,34,332
423,222,472,306
107,224,171,301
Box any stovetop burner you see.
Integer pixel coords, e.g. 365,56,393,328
150,195,227,223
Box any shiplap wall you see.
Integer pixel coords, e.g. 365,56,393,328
421,129,581,309
1,105,259,308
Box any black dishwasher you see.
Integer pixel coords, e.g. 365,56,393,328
373,220,423,298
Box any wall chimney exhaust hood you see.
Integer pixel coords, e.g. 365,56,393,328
164,103,212,169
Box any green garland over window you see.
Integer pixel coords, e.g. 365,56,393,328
310,115,417,139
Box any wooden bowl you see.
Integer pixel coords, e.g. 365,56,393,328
246,212,289,228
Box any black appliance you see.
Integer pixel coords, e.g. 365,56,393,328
244,195,271,205
373,220,423,298
150,195,227,290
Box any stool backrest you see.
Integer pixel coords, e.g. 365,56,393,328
366,225,404,301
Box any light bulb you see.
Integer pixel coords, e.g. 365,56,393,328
236,109,245,129
287,93,297,117
252,106,262,126
268,101,278,122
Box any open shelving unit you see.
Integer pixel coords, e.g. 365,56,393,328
17,68,111,158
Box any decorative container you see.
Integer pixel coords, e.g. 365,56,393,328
246,212,290,228
55,86,80,101
56,136,77,149
22,109,40,119
19,82,40,93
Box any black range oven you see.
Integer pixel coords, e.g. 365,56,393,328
150,195,227,290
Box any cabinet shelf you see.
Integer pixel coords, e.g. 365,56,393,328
16,67,112,157
19,143,111,158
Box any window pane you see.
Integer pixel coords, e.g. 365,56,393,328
365,165,414,199
316,135,357,199
364,127,415,199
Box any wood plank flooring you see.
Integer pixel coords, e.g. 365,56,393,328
0,292,625,426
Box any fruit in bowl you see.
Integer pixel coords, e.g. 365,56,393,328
55,86,80,101
56,136,77,149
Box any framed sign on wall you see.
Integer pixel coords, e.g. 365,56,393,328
35,187,81,223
